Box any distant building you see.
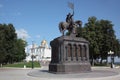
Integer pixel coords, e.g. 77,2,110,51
25,40,51,62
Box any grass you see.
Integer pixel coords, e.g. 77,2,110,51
2,61,40,68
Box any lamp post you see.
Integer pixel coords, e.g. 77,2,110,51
31,54,34,69
22,36,26,68
31,41,34,69
108,50,114,68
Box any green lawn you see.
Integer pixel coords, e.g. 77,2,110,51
3,61,40,68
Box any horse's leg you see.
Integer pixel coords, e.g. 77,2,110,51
62,30,64,36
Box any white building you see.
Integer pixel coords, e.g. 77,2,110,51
25,40,51,62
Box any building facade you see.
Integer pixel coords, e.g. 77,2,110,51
25,40,51,62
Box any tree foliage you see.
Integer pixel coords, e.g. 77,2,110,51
14,39,27,62
77,16,120,64
0,24,26,64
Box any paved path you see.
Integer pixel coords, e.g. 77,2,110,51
0,67,120,80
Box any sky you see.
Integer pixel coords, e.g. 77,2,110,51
0,0,120,46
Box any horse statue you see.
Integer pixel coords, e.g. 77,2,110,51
59,20,82,36
59,22,69,36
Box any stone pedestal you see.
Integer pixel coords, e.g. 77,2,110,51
49,36,91,73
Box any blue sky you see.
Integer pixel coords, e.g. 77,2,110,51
0,0,120,46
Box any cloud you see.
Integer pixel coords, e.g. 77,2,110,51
16,29,31,39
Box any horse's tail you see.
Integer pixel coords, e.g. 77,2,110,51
59,22,62,33
58,22,68,36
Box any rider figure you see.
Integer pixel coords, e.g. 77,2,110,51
66,13,74,24
66,12,75,33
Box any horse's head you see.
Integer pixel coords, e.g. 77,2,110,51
75,20,82,27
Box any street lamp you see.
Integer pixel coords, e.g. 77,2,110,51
22,36,26,69
31,41,35,69
108,50,114,68
31,54,34,69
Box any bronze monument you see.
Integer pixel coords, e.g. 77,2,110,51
49,3,91,73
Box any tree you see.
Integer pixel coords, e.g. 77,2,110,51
78,16,120,64
117,39,120,57
0,24,6,64
98,20,116,63
81,16,100,65
3,24,17,64
0,23,27,64
14,39,27,62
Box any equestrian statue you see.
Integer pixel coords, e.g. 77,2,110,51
59,11,82,36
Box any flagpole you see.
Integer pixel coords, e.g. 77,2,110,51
72,2,74,18
73,4,74,17
68,2,74,16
